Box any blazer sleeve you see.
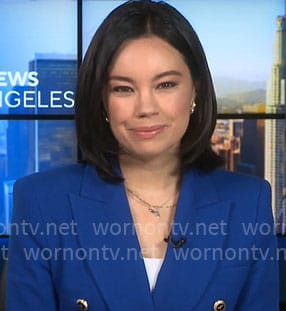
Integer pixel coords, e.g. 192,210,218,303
6,178,58,310
235,180,279,310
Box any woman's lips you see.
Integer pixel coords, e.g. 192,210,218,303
130,125,166,139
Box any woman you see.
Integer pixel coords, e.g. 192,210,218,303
6,1,278,310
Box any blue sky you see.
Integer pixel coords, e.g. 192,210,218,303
0,1,76,74
174,0,285,81
0,0,284,88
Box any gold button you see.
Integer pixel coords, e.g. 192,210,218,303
213,299,226,311
76,298,88,310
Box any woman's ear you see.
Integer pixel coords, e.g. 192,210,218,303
102,89,109,120
102,103,109,123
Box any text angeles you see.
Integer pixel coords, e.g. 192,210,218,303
0,71,74,109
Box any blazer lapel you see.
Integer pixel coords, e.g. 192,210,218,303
69,165,154,310
153,169,233,310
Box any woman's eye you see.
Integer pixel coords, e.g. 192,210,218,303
157,81,177,89
112,86,133,93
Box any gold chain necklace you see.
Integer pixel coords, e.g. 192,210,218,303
126,187,177,218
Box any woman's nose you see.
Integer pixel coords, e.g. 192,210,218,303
135,91,159,118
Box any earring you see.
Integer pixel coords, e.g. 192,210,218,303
191,101,196,114
105,116,109,123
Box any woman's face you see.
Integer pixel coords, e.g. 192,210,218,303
106,36,195,161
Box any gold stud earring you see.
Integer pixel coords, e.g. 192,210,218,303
191,101,196,114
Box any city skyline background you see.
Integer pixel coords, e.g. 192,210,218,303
0,1,284,85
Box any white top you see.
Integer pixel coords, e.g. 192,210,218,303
143,257,164,291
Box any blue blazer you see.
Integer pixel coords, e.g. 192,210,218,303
6,164,279,310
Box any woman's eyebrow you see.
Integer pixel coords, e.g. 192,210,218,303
109,70,183,83
153,70,183,80
109,75,134,83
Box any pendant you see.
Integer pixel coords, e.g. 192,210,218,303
148,207,160,218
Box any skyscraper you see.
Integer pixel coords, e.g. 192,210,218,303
238,119,264,179
28,54,77,171
265,14,286,234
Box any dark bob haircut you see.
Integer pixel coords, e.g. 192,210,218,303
75,0,224,182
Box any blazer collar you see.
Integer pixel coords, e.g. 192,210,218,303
70,165,232,310
79,164,120,201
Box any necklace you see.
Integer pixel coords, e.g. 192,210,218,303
126,187,178,218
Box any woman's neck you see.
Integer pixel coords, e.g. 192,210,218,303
119,153,181,192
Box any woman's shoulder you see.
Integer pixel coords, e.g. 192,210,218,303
13,163,98,197
195,168,271,199
208,168,270,186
